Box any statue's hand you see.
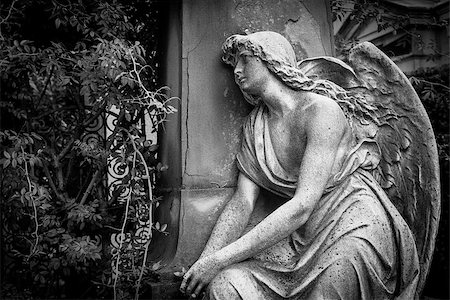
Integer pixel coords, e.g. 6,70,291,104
180,254,224,298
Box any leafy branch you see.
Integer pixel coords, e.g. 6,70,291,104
0,0,18,40
0,1,173,299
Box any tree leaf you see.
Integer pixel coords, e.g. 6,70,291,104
3,159,10,168
30,132,42,140
151,260,162,271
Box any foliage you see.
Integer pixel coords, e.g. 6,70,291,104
409,65,449,164
0,0,175,299
331,0,449,59
331,0,448,29
332,0,385,24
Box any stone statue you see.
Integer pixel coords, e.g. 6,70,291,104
180,31,440,299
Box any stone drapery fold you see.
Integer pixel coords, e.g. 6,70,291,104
225,104,420,299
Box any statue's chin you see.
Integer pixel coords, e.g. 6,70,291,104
240,84,260,96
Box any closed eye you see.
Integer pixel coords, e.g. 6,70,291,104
238,50,253,64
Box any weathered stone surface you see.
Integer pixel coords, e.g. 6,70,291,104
172,188,234,269
231,0,333,59
181,0,333,189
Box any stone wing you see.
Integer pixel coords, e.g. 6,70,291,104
299,42,440,293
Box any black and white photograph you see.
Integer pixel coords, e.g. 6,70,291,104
0,0,448,299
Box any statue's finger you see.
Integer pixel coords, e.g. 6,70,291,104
180,273,191,293
186,276,198,295
191,282,204,298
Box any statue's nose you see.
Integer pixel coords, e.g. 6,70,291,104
234,67,241,77
234,61,243,77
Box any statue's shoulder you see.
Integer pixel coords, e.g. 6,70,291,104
298,92,346,123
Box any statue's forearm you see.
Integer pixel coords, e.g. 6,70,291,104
213,197,312,266
199,192,255,259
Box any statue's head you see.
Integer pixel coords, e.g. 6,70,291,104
222,31,296,69
222,31,311,105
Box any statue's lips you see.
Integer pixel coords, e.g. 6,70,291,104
236,77,246,85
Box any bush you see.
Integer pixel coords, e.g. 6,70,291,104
0,0,175,298
410,65,449,298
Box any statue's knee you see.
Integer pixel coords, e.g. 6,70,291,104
327,258,358,281
207,269,242,300
314,258,359,299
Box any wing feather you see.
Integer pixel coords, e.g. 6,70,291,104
347,42,440,294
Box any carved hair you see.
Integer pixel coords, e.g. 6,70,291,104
222,31,386,126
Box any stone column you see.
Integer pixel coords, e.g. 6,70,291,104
155,0,334,270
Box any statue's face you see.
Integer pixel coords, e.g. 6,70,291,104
233,51,269,95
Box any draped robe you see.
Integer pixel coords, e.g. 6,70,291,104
210,104,420,299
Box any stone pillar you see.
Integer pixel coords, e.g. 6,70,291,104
155,0,334,270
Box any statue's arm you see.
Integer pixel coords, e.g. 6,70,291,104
212,100,346,266
199,172,260,259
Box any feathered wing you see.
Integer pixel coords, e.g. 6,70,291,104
298,42,440,294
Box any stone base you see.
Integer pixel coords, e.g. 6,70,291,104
170,188,234,268
150,278,187,300
149,188,232,299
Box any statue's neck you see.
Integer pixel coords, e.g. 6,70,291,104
259,80,299,117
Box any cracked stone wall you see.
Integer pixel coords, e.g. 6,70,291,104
163,0,334,269
182,0,333,188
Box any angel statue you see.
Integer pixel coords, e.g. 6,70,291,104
180,31,440,299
